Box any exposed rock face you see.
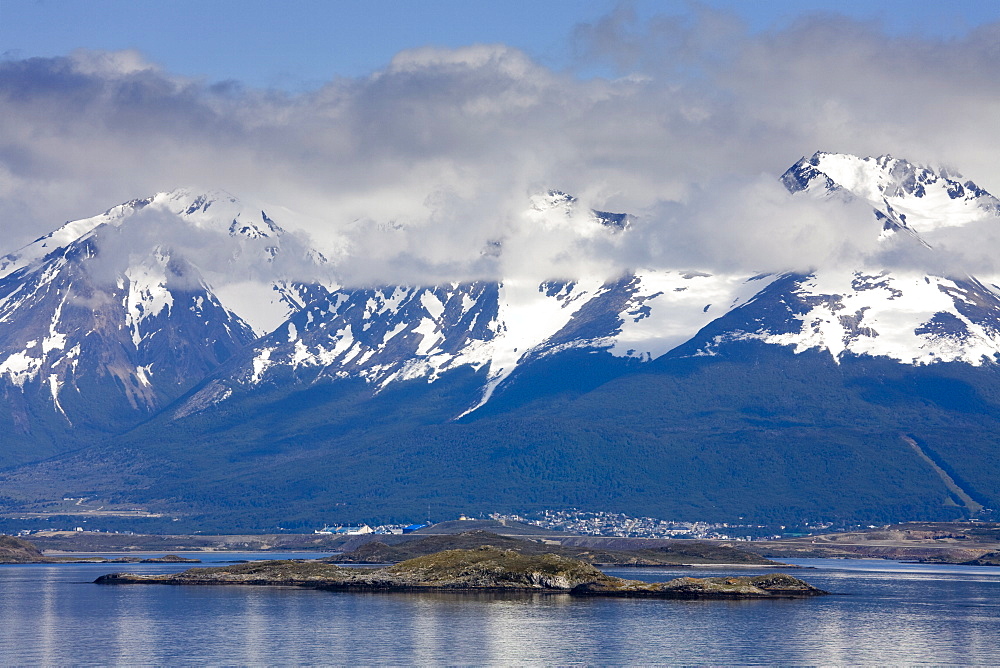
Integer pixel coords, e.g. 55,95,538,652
94,546,827,599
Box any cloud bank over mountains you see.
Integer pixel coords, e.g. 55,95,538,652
1,8,999,286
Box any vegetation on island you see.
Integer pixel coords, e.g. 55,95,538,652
95,546,827,599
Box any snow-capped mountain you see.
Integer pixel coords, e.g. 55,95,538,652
1,188,334,333
680,153,1000,365
5,151,1000,440
5,151,1000,530
783,152,1000,238
174,153,1000,419
176,188,773,418
679,269,1000,365
0,189,332,438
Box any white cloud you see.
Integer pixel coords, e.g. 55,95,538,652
65,48,159,77
0,9,998,288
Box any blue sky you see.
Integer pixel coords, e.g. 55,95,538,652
4,0,1000,89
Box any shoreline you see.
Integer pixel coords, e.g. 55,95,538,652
599,562,799,569
40,549,337,556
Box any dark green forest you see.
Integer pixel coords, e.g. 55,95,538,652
3,341,997,532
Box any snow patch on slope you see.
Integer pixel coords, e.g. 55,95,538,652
489,278,603,381
719,269,1000,365
124,250,174,347
610,271,778,360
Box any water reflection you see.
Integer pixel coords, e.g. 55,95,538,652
1,556,1000,664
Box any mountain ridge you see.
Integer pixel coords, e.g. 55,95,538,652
2,151,1000,529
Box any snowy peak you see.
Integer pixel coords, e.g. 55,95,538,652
158,188,286,240
531,190,577,212
1,188,335,335
133,189,291,251
0,188,275,280
153,188,272,236
527,190,631,233
783,152,1000,235
699,152,1000,366
0,187,338,435
228,211,284,240
0,196,152,279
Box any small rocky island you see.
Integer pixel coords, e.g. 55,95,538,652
96,546,827,599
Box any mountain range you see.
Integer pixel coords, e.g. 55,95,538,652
1,151,999,532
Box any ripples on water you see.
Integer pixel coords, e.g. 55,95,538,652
2,554,999,665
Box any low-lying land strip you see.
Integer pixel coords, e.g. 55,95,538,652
17,520,777,566
0,534,200,564
14,520,1000,566
750,522,1000,564
326,530,779,566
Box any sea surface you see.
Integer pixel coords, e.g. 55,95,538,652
1,553,999,665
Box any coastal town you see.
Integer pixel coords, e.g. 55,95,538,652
10,508,842,542
305,510,845,541
310,511,799,541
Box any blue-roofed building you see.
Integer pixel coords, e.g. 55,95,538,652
402,524,428,534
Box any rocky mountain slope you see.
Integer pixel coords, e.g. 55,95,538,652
0,189,331,458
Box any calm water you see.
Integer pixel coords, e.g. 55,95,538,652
2,553,999,665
